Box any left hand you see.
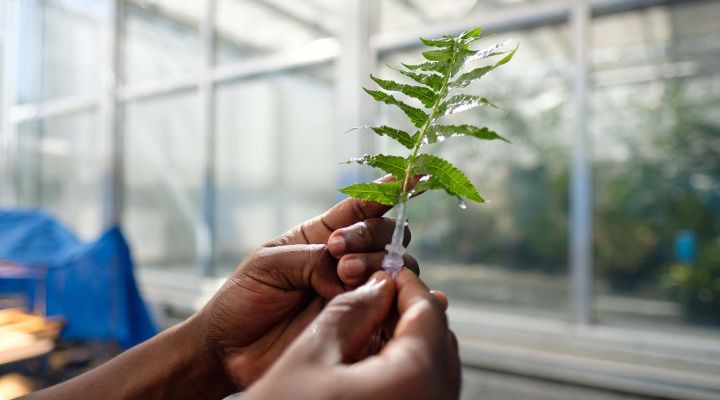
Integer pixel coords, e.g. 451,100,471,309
195,176,418,390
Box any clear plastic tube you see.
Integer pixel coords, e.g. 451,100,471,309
381,201,407,278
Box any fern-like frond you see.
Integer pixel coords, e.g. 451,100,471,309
341,26,517,209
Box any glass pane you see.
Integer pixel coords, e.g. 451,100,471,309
379,25,572,318
124,93,201,272
123,0,203,84
42,0,105,100
15,112,105,240
378,0,557,34
215,66,336,273
591,3,720,333
14,122,43,208
16,0,43,104
214,0,340,64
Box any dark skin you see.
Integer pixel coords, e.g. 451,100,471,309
25,176,459,399
244,269,461,400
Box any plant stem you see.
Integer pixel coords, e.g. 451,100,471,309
381,41,460,277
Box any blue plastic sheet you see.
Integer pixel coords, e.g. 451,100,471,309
0,209,157,349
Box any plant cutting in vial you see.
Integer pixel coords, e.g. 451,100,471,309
339,27,518,277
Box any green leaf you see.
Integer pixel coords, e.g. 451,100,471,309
344,154,407,179
363,88,429,128
401,61,448,74
493,43,518,67
420,36,454,48
449,45,516,88
449,65,493,88
460,27,483,41
367,126,415,149
426,125,510,144
338,181,402,206
471,40,512,62
422,47,454,62
413,154,484,203
370,75,437,108
450,47,479,76
410,176,443,196
437,94,496,117
392,67,444,92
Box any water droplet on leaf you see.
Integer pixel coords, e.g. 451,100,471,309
458,197,467,210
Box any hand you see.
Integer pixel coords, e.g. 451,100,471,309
243,269,461,400
194,176,418,391
23,177,422,400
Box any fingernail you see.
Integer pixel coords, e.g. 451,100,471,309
328,235,345,254
343,258,364,279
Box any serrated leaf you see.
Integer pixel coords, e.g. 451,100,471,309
367,126,415,149
460,27,483,41
370,75,437,108
363,88,428,128
426,124,509,144
437,94,496,117
449,65,493,88
422,47,454,62
420,36,454,48
467,40,512,63
450,47,480,76
395,68,445,91
493,43,519,67
410,176,443,196
401,61,448,74
412,154,484,203
338,181,402,206
344,154,407,179
449,45,516,88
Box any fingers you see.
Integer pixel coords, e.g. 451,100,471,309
431,290,449,311
337,252,419,287
327,218,411,258
291,271,396,365
266,175,397,247
245,244,344,300
334,270,450,398
309,175,398,242
444,330,462,400
392,268,448,351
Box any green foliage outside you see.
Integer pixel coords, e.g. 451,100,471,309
396,67,720,324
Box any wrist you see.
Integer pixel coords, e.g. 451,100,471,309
171,313,237,399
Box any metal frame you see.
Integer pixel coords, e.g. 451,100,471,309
102,0,124,227
197,0,216,277
336,0,377,183
570,0,593,326
0,0,708,325
1,0,20,206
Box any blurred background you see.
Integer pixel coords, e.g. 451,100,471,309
0,0,719,399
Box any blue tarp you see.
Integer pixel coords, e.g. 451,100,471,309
0,209,157,349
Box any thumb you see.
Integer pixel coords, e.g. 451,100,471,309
302,271,395,365
245,244,344,300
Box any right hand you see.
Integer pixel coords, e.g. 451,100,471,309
243,269,461,400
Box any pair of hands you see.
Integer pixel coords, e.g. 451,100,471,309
197,194,461,398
